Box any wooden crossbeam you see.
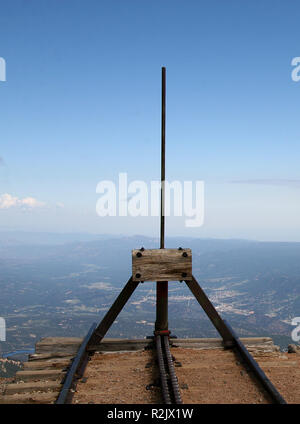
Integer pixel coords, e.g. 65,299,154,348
132,248,192,282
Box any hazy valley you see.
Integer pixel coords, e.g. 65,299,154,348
0,232,299,375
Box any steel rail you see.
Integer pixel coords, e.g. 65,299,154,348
223,320,287,404
56,322,97,404
185,276,287,404
155,335,182,404
155,335,171,404
163,336,182,404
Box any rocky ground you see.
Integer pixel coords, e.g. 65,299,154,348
1,338,299,404
0,358,22,396
73,350,161,404
0,377,13,397
73,344,300,404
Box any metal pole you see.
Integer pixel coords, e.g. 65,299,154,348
155,66,168,333
160,66,166,250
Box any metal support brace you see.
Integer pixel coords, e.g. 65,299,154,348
88,276,139,347
185,275,234,345
185,275,287,404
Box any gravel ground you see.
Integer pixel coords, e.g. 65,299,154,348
73,350,162,404
0,378,13,397
72,347,300,404
172,347,271,404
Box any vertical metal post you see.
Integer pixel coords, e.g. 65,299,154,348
160,66,166,250
155,67,168,333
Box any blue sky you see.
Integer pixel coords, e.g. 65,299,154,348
0,0,300,241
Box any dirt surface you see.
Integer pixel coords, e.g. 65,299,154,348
72,347,300,404
255,351,300,404
0,378,12,396
172,347,271,404
73,350,161,404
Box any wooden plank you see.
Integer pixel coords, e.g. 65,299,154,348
87,337,276,352
28,353,75,361
35,337,82,354
172,337,274,345
5,380,62,395
23,359,71,370
16,369,66,382
257,361,298,367
247,346,279,354
0,392,59,404
88,338,152,351
132,248,192,281
172,337,278,352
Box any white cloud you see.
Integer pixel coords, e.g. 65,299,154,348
0,193,46,210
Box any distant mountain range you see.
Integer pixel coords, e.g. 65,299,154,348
0,232,299,366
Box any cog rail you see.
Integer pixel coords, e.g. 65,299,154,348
155,335,182,404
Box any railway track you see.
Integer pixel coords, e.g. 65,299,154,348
153,331,286,405
57,330,286,404
0,333,291,404
155,335,182,404
223,320,286,404
56,323,97,404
